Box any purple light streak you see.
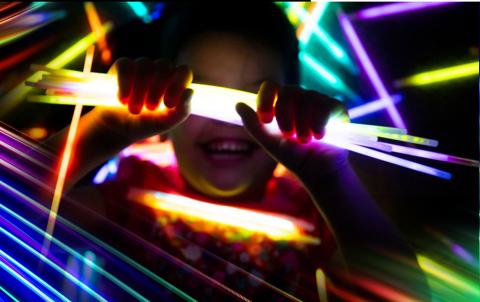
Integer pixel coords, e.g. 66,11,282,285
354,2,453,20
338,13,406,129
349,94,402,120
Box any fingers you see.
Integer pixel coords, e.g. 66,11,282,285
108,57,193,114
129,58,155,114
270,86,344,143
161,88,193,126
145,59,173,110
256,81,280,123
236,102,282,154
164,65,193,108
109,57,134,105
275,86,298,137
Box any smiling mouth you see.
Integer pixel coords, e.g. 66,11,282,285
198,138,257,160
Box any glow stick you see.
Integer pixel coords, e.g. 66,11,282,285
0,139,50,170
0,22,112,117
125,2,151,23
0,179,195,302
383,143,479,167
0,226,108,302
286,3,355,72
0,204,149,302
0,256,55,302
84,2,111,63
353,2,453,20
338,13,406,129
348,95,402,120
128,189,319,244
0,249,71,302
395,61,479,87
322,137,452,179
417,255,480,298
26,67,462,179
296,2,328,44
367,132,438,147
300,52,360,100
315,268,328,302
43,46,95,254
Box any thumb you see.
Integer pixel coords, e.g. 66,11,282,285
235,102,282,156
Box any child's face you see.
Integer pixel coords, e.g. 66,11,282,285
169,32,285,201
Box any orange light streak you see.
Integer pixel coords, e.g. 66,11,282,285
43,46,95,253
84,2,111,64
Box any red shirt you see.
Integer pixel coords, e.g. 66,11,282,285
98,155,337,301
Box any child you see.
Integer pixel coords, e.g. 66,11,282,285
49,3,430,301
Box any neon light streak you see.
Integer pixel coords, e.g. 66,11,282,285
129,189,319,244
0,35,53,72
0,285,20,302
352,276,421,302
417,255,480,298
0,204,149,302
0,225,108,302
315,268,328,302
395,61,479,87
296,2,328,44
0,180,195,302
125,2,151,23
84,2,111,63
348,95,402,120
300,52,360,100
366,132,438,147
44,46,95,253
149,2,164,21
0,125,53,159
338,13,406,129
383,143,479,167
0,11,65,47
0,256,55,302
0,139,50,170
0,157,47,188
0,22,112,117
322,137,451,179
286,3,355,72
27,67,479,179
354,2,453,20
0,249,71,302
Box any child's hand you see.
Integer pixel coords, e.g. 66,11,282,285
91,57,193,144
236,81,349,179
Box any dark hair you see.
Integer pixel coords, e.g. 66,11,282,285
110,3,299,84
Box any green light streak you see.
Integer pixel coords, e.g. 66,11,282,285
300,52,359,100
396,61,479,87
418,254,480,299
286,3,355,70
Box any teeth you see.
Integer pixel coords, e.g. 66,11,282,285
206,141,250,152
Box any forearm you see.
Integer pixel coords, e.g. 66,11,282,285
42,110,131,192
299,162,431,299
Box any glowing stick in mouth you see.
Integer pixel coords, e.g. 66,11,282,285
26,66,479,179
